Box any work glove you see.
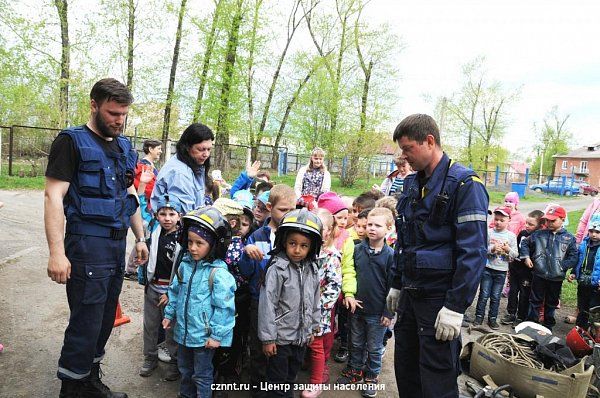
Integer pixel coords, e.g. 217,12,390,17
434,306,464,341
386,288,402,314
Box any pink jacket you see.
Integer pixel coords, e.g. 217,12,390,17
576,199,600,243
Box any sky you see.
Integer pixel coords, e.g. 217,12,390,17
362,0,600,156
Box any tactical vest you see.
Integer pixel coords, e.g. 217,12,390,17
62,126,138,239
395,157,478,292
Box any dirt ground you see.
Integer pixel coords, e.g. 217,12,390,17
0,190,581,398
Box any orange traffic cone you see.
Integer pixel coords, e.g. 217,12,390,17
114,301,131,327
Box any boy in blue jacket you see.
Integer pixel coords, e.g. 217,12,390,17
163,207,236,398
521,205,578,330
568,217,600,328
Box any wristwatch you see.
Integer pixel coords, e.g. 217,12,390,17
135,238,146,243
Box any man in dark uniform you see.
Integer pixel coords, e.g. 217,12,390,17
45,78,149,398
386,114,488,398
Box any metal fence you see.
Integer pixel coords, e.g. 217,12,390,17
4,124,559,187
1,125,397,180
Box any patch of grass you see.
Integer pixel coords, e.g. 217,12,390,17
0,174,45,190
487,189,583,206
560,209,585,307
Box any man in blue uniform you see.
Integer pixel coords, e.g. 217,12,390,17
386,114,488,398
45,78,149,398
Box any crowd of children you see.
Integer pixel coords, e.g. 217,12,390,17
472,192,587,335
131,156,402,398
131,149,598,398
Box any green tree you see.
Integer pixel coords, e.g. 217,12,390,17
530,107,571,179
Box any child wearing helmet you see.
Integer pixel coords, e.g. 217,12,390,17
302,209,342,398
138,194,184,380
162,207,236,398
258,208,323,396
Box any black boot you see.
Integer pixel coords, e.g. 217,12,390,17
59,379,82,398
80,363,128,398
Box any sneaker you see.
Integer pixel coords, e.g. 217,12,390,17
158,345,171,363
472,316,483,326
123,271,137,281
362,376,379,397
381,346,386,358
488,319,500,330
163,360,180,381
336,367,363,384
139,356,158,377
462,313,472,328
333,347,349,363
301,386,322,398
500,314,516,325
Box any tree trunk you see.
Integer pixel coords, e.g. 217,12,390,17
54,0,69,128
214,0,243,171
126,0,135,90
161,0,188,145
270,68,314,168
246,0,262,155
254,0,307,159
192,0,223,123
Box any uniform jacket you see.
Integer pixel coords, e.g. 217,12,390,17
520,228,578,281
576,237,600,285
62,126,139,237
164,253,236,347
258,252,321,346
394,153,489,314
151,155,206,214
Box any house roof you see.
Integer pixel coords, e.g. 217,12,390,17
553,142,600,159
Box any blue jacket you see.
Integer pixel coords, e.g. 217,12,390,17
230,171,254,198
520,228,578,281
394,154,489,314
164,253,236,347
354,241,395,318
62,126,139,237
237,225,273,300
576,238,600,285
151,155,206,214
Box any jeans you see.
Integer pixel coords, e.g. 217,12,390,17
266,344,305,397
178,345,215,398
475,268,507,321
349,313,386,378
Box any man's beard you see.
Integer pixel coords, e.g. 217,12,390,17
95,112,122,138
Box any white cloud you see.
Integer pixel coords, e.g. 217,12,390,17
363,0,600,149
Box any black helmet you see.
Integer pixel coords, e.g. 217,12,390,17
274,208,323,261
181,206,232,259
